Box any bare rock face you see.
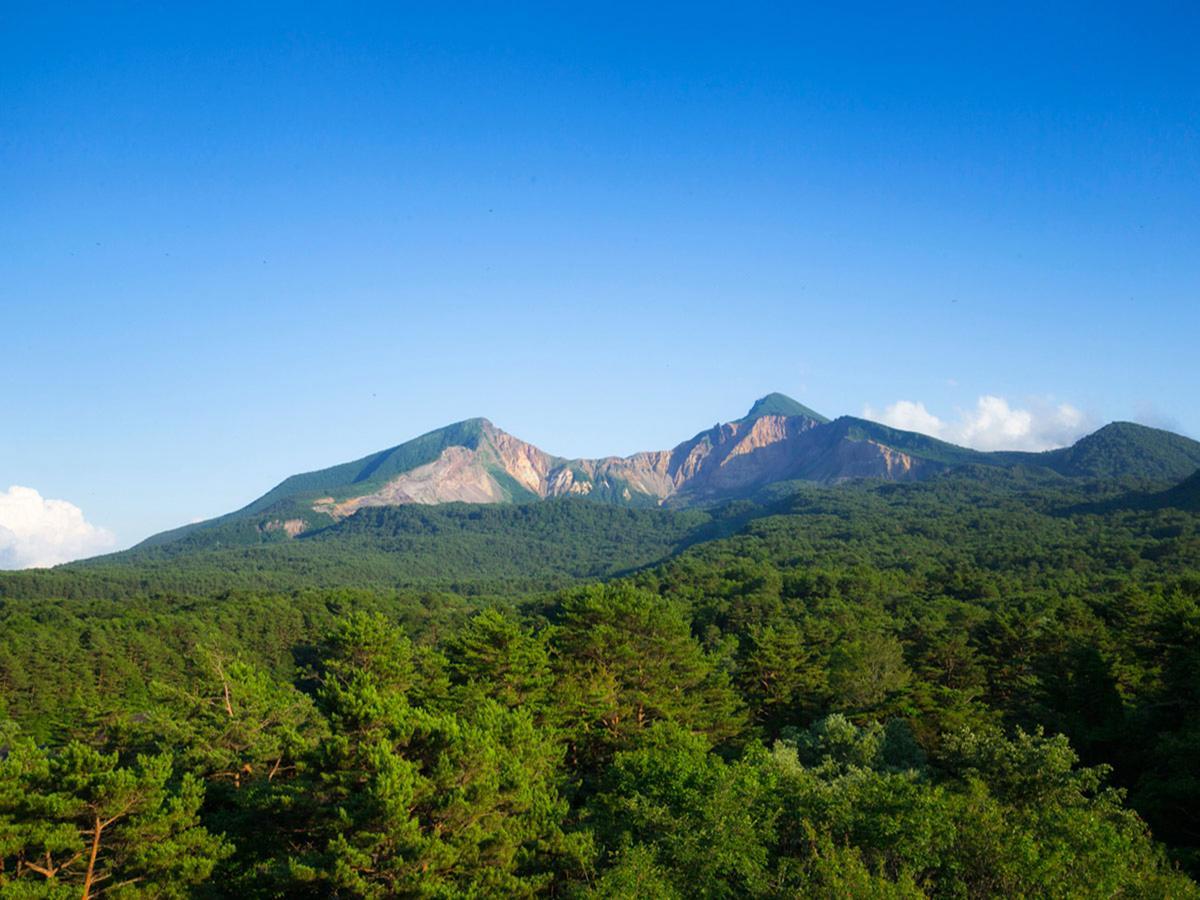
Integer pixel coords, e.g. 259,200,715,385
486,427,557,494
261,518,309,537
305,404,931,520
314,446,513,516
667,415,824,496
135,400,1200,552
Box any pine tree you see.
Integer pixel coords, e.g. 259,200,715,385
0,736,229,897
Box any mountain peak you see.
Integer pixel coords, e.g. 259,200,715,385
1039,420,1200,480
131,397,1200,556
742,393,829,423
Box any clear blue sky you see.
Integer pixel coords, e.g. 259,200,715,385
2,2,1198,551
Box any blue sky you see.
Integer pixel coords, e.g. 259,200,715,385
2,2,1198,559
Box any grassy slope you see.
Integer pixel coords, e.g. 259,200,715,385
136,419,491,549
739,392,830,423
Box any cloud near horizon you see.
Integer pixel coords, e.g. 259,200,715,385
862,395,1091,452
0,485,117,569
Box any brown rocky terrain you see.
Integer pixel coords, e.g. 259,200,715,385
306,409,926,520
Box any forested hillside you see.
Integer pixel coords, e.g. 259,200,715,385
9,0,1195,894
114,395,1200,561
2,467,1199,896
3,501,727,597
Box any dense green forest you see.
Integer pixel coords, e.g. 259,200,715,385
2,467,1199,896
20,502,725,597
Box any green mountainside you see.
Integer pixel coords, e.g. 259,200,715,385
830,417,1200,480
2,460,1200,894
824,416,992,467
7,461,1193,603
1036,421,1200,480
138,418,494,549
9,394,1200,897
242,418,494,512
123,397,1200,559
1090,467,1200,515
1157,468,1200,510
40,501,720,596
739,391,830,423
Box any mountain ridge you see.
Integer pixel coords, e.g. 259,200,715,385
134,394,1200,552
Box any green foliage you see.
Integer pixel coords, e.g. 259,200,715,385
827,633,912,717
783,714,926,774
736,621,827,734
134,649,322,788
288,613,578,897
0,462,1198,894
1035,421,1200,480
0,737,230,896
9,500,717,597
586,723,776,898
584,843,683,899
445,608,554,713
553,584,744,768
767,718,1198,897
1165,468,1200,510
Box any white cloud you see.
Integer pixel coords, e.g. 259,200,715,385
0,486,116,569
863,395,1091,452
863,400,948,438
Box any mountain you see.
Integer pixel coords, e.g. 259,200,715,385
1031,422,1200,480
137,396,831,550
1099,467,1200,514
33,500,723,596
132,394,1200,553
1162,468,1200,509
739,392,830,423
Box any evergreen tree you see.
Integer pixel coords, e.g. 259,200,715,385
288,613,579,897
0,738,229,897
553,584,745,768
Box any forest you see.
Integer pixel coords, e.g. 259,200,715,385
1,468,1199,897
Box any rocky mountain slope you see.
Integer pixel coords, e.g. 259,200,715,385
136,393,1200,550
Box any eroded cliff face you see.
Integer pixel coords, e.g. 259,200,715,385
306,412,930,520
260,518,309,537
663,415,823,498
486,428,558,494
312,445,512,517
